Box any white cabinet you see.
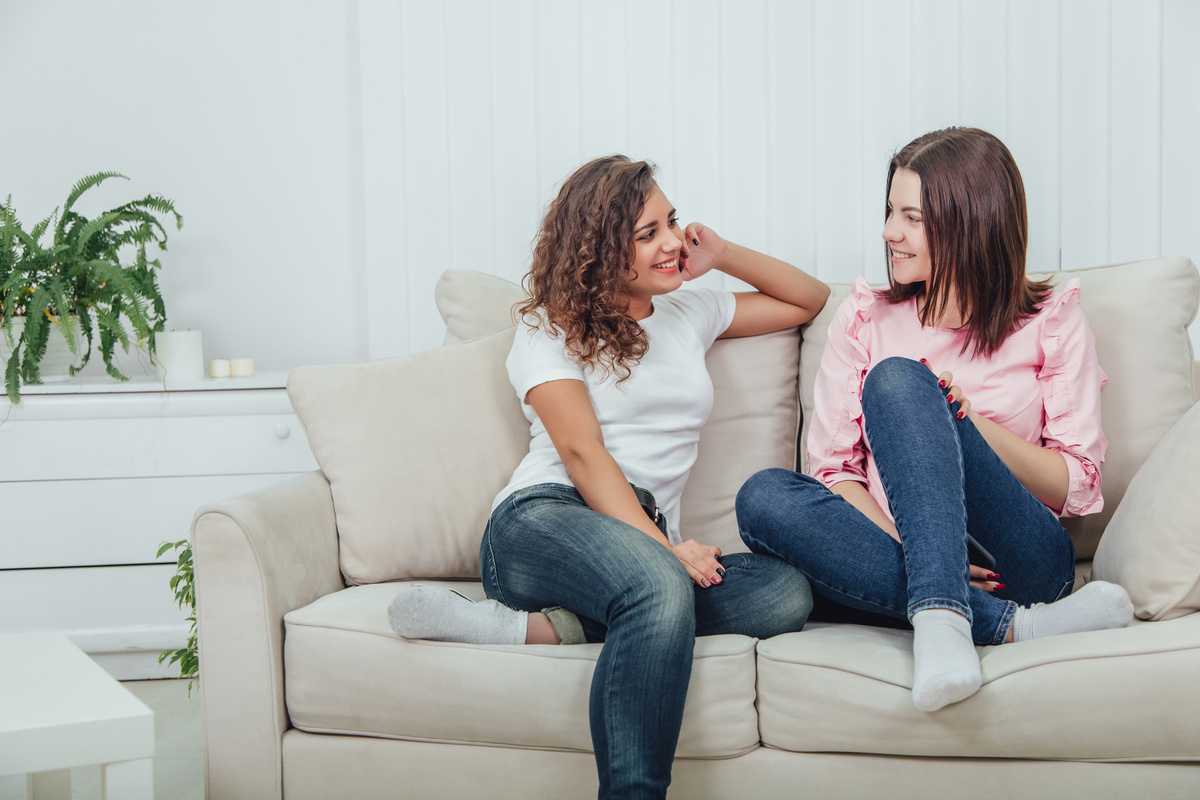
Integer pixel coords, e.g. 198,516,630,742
0,374,317,678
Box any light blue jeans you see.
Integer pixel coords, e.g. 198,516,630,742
481,483,812,800
737,356,1076,645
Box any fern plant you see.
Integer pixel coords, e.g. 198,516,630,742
0,172,183,403
158,538,198,692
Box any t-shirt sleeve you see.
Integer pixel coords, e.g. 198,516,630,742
506,313,587,403
806,277,875,487
665,288,737,350
1037,279,1107,517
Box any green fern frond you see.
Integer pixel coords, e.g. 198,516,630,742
72,210,125,258
61,172,127,218
5,351,20,403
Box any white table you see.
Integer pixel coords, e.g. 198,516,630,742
0,633,154,799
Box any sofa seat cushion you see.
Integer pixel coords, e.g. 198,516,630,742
756,614,1200,761
283,581,762,759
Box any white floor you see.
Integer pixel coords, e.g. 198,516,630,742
0,679,204,800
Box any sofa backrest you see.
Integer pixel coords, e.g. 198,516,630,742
289,258,1196,586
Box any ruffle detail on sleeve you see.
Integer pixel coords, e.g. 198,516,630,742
809,277,876,487
1039,278,1108,517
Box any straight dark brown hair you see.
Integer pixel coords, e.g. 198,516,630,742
882,127,1053,357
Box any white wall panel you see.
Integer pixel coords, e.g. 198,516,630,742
1060,0,1112,271
1006,0,1063,272
813,1,865,285
958,2,1008,136
765,0,817,276
1162,0,1200,295
489,1,542,288
1110,0,1163,263
580,3,630,158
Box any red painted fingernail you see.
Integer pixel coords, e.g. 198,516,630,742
947,394,955,403
994,583,1006,590
987,573,1000,580
957,410,965,420
919,358,928,364
939,380,947,388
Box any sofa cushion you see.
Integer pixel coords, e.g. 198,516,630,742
434,269,801,555
1093,400,1200,620
283,581,761,758
799,257,1199,559
287,329,530,584
755,614,1200,760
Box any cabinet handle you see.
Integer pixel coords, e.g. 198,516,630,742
274,424,291,440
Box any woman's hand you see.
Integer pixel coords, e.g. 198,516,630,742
672,539,725,589
678,222,728,282
919,359,972,421
969,564,1004,592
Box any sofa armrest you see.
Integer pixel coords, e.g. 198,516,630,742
193,470,342,800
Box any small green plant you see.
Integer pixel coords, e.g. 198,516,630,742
158,539,198,692
1,172,182,403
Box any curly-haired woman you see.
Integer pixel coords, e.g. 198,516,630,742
391,155,829,798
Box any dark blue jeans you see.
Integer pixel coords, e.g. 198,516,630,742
481,483,812,800
737,356,1075,646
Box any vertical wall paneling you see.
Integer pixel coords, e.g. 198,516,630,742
399,1,453,354
580,3,629,159
911,0,961,133
764,0,816,276
671,0,722,252
358,0,410,359
489,1,541,286
625,0,677,189
1109,0,1163,263
1161,0,1200,295
344,2,370,361
1006,0,1063,272
717,0,769,291
1059,0,1112,271
446,1,498,284
957,2,1008,137
533,1,585,202
860,0,909,283
813,0,865,284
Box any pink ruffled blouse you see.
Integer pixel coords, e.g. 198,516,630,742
807,276,1107,520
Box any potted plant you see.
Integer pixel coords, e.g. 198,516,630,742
0,172,182,403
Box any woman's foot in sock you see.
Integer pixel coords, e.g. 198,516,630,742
389,584,528,645
911,608,982,712
1011,580,1134,643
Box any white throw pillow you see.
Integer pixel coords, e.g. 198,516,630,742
800,257,1199,559
1093,400,1200,620
435,270,802,555
288,328,529,584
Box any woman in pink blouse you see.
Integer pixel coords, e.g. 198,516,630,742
736,127,1134,713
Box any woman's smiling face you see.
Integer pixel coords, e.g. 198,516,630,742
624,185,685,310
883,167,931,285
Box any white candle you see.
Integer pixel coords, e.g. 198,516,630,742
208,358,232,378
230,358,255,378
155,330,205,382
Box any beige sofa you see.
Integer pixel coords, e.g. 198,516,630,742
194,257,1200,799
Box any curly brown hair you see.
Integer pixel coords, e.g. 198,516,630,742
518,155,658,382
882,127,1053,357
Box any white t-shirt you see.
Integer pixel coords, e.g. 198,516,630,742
493,288,737,545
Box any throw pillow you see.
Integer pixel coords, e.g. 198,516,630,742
288,328,529,584
1092,399,1200,620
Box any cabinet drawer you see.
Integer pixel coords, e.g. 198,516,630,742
0,564,187,647
0,414,317,481
0,473,303,569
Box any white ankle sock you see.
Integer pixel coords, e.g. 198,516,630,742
389,584,528,645
1011,580,1134,643
910,608,982,713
